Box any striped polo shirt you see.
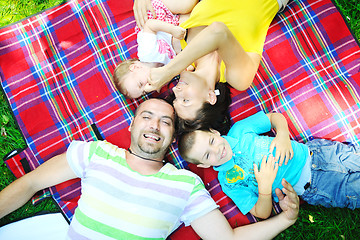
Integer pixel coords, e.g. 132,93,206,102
66,140,217,239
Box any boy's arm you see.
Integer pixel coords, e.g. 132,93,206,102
0,153,77,219
250,155,278,219
145,21,259,93
143,19,186,40
191,179,299,240
266,112,294,166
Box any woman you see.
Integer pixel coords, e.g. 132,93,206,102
135,0,288,133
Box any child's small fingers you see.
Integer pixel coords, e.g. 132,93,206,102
275,151,281,162
253,164,259,174
260,155,267,167
144,83,154,93
269,142,275,154
274,162,279,172
269,155,276,168
284,152,289,165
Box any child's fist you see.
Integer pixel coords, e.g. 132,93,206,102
172,26,186,40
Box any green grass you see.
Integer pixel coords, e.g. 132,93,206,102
0,0,360,238
0,0,64,227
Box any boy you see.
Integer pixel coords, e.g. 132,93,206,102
112,0,196,99
178,111,360,219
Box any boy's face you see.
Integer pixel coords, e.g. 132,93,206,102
188,130,233,168
122,62,150,98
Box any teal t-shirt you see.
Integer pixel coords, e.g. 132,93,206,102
214,111,308,215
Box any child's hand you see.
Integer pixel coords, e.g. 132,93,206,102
254,155,278,195
269,132,294,166
172,26,187,40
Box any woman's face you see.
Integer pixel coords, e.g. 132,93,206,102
172,71,209,120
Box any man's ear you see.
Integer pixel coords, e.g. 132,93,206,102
208,90,218,105
197,163,211,168
128,119,133,132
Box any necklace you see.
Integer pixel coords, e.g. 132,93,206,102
128,148,165,163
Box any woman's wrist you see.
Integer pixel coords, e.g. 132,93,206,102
162,62,178,79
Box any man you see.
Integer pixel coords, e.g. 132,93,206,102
0,98,299,239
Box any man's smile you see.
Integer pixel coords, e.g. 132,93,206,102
143,133,161,142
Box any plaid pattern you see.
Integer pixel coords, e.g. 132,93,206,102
0,0,138,221
229,0,360,146
0,0,359,239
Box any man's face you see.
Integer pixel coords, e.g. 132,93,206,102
129,99,175,159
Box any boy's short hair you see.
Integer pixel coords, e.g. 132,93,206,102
178,130,209,165
112,58,139,97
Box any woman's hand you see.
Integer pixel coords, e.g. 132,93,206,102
133,0,156,29
144,66,174,93
269,132,294,166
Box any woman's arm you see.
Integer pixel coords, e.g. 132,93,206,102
145,21,259,92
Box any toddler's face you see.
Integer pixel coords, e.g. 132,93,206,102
122,71,148,98
188,130,233,167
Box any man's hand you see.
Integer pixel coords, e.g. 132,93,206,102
275,178,299,223
269,131,294,166
133,0,156,29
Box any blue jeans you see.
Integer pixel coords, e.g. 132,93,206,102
301,139,360,209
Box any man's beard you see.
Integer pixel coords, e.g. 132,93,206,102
136,133,164,158
132,129,169,159
138,142,161,155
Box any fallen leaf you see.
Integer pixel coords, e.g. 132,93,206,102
1,127,7,137
308,215,314,223
1,115,9,125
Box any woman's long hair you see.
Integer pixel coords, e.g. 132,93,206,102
168,82,232,135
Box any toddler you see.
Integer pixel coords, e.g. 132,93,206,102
112,0,197,98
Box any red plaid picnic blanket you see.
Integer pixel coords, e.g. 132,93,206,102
0,0,359,238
